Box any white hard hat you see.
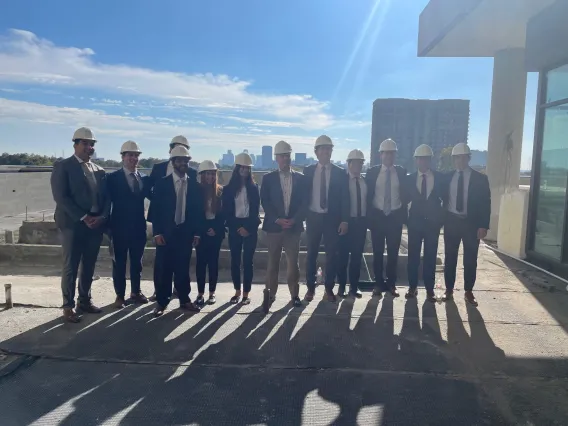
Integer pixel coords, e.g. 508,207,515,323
235,152,253,167
274,140,292,155
170,135,190,148
414,144,433,157
170,145,191,159
347,149,365,161
314,135,333,148
72,127,96,142
379,138,397,152
120,140,142,154
452,142,471,156
198,160,217,173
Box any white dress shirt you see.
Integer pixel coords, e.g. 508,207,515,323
416,170,434,199
172,172,187,224
448,167,472,216
309,162,331,213
123,167,142,192
205,199,216,220
349,172,367,217
235,188,250,218
373,166,401,211
279,169,293,216
75,155,99,215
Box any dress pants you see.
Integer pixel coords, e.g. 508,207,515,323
112,230,146,298
196,234,223,294
305,211,339,293
265,230,301,298
444,213,480,291
154,229,192,307
368,207,404,289
336,217,367,293
60,221,104,308
228,229,258,293
407,222,440,292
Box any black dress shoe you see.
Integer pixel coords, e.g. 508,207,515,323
426,291,437,303
63,308,81,323
180,302,201,312
405,288,418,299
131,292,149,304
292,296,302,307
195,295,205,307
337,286,347,298
442,291,454,302
78,302,102,314
154,305,165,317
349,290,363,299
207,295,216,305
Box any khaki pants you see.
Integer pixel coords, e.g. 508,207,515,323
265,230,301,299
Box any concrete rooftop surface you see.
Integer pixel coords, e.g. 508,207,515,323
0,245,568,425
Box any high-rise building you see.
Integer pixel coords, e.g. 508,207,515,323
261,145,273,169
294,153,307,166
220,149,235,167
370,98,470,170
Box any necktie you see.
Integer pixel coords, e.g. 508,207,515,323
131,172,140,194
82,162,99,212
175,178,186,225
320,166,327,210
384,168,392,216
456,171,464,213
421,174,427,200
355,177,362,217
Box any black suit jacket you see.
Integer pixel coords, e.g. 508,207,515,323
222,183,261,234
444,169,491,230
303,163,350,224
261,170,307,233
107,169,150,238
151,174,205,239
406,171,447,229
365,164,409,220
50,156,111,230
147,160,197,224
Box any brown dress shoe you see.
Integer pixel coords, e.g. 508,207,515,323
77,302,102,314
114,297,126,309
305,291,315,302
180,302,201,312
130,292,149,304
464,291,478,306
325,292,337,303
63,308,81,323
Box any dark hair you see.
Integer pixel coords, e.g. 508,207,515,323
200,171,222,214
225,165,256,204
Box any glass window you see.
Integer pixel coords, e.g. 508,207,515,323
533,105,568,259
546,64,568,104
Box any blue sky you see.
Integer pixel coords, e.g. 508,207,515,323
0,0,537,168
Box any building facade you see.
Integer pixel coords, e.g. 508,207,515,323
261,145,273,169
370,98,469,170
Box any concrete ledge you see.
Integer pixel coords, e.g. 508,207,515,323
0,244,425,281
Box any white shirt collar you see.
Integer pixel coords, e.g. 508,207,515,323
349,171,361,180
172,171,187,184
74,155,91,165
123,166,137,176
418,169,432,177
317,162,330,170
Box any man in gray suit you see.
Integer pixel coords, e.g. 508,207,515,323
50,127,111,323
260,140,307,313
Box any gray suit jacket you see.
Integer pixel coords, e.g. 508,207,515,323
50,156,111,230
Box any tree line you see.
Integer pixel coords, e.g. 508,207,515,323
0,153,199,170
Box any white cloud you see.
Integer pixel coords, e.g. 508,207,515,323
0,29,333,130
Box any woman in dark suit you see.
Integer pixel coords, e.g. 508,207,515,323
222,153,261,305
195,160,225,306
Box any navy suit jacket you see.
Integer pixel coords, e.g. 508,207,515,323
222,183,261,234
303,163,350,224
365,164,409,221
261,170,307,233
107,169,150,239
152,174,205,239
147,160,197,224
406,171,447,229
444,169,491,230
